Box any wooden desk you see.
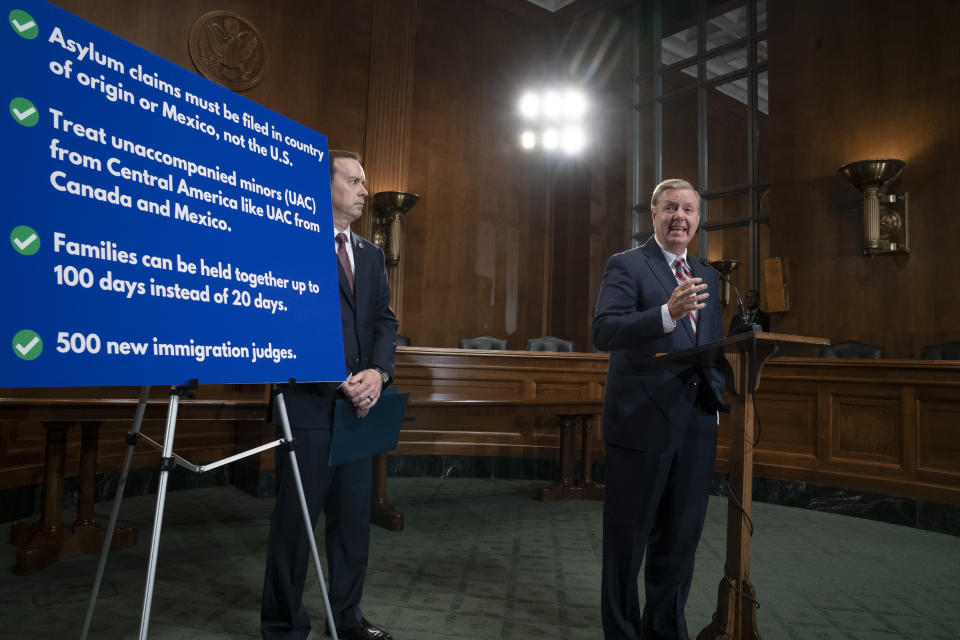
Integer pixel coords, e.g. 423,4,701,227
1,349,610,561
0,386,266,573
5,355,958,569
722,357,960,505
371,347,609,530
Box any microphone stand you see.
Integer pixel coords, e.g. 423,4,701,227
697,257,762,335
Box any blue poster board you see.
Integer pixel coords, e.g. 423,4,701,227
1,0,346,387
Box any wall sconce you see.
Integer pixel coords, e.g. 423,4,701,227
709,260,739,307
838,159,909,256
372,191,420,265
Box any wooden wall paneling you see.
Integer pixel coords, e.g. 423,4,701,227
361,0,418,198
235,414,276,472
359,0,419,322
402,0,555,348
535,380,595,398
12,2,960,515
706,88,750,191
0,421,47,489
706,225,751,337
661,91,699,182
548,1,636,351
717,367,819,466
755,358,960,504
399,0,634,350
550,162,591,349
916,389,960,485
55,0,374,150
900,384,918,479
396,407,549,459
0,385,267,492
713,358,960,505
828,387,903,470
816,385,832,467
5,358,960,512
767,1,960,356
753,386,819,461
542,174,556,340
399,368,529,400
393,347,606,458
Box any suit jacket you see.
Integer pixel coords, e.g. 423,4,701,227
281,231,399,429
593,238,726,451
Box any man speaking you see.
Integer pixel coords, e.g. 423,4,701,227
594,179,727,640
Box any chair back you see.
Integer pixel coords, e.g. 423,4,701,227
920,340,960,360
820,340,883,359
458,335,507,350
525,336,575,352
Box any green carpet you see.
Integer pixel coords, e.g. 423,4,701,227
1,478,958,639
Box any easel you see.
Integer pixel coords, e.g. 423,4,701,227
80,381,339,640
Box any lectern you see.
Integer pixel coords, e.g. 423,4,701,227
658,330,827,640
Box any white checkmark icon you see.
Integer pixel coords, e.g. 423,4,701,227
12,19,36,33
13,106,37,121
15,336,40,356
13,233,37,250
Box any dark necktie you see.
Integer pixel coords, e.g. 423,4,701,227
336,232,354,292
673,257,697,336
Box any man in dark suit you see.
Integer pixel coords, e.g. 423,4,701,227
728,288,770,334
261,150,398,640
594,179,727,640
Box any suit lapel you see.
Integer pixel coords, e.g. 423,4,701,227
337,261,354,308
641,240,678,300
346,233,372,310
351,234,366,302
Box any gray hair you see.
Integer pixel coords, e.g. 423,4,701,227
650,178,699,209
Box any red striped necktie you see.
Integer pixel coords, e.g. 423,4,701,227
673,257,697,336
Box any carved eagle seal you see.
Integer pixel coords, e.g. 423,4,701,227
189,11,268,91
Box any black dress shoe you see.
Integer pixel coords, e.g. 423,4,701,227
336,617,393,640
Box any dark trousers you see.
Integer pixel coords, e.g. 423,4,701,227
261,426,373,639
601,407,717,640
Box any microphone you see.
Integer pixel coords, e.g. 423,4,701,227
696,257,759,334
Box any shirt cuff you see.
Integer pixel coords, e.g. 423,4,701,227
661,303,676,334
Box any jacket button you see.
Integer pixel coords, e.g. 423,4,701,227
688,380,698,389
352,356,360,364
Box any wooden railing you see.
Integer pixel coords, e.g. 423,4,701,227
723,357,960,505
2,353,958,524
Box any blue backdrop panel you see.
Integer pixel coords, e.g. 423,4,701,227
1,0,346,387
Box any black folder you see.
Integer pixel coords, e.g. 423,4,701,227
329,390,409,466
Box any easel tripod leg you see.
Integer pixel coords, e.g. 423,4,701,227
138,388,181,640
274,393,339,640
81,385,150,640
